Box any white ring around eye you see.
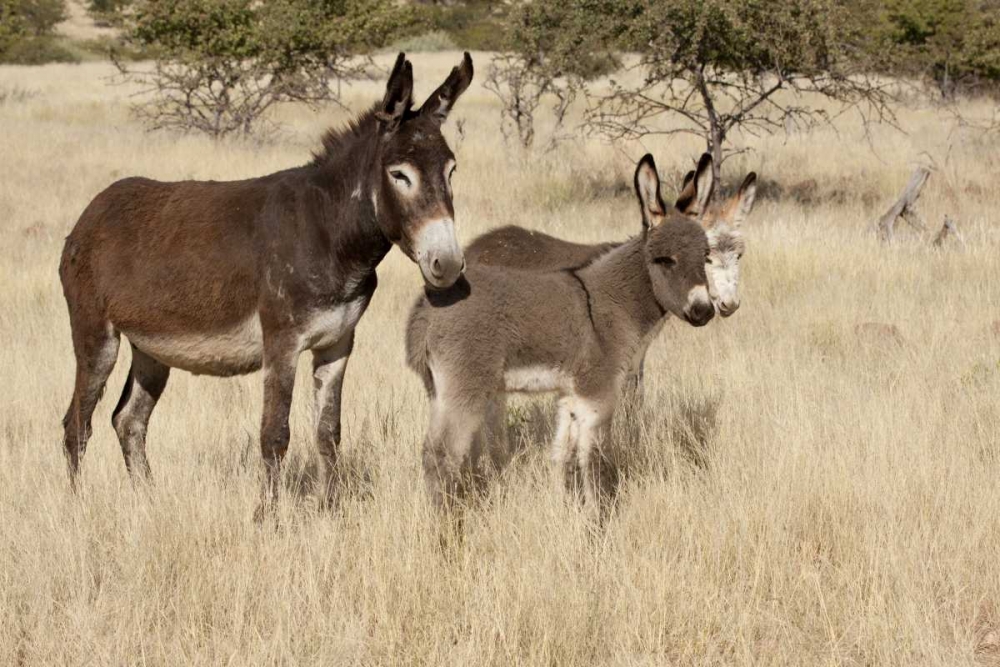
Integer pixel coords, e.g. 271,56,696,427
387,163,419,194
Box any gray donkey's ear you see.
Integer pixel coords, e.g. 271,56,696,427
634,154,667,229
730,172,758,226
675,153,714,215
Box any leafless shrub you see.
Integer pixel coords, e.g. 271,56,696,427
484,52,577,150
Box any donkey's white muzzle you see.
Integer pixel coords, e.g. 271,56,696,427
415,218,464,289
682,285,715,327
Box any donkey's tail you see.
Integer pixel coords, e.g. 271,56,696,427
405,295,435,398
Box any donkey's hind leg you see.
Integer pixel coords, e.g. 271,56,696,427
62,320,120,486
477,395,511,480
112,345,170,480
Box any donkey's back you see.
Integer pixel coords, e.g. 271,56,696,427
60,171,297,373
465,225,618,271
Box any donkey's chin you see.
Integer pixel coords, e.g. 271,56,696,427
419,257,465,290
716,301,740,317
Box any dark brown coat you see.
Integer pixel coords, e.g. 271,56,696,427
59,53,475,515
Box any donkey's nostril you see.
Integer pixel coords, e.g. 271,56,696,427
689,301,715,326
431,257,444,278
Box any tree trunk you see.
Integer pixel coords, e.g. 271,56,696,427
875,167,931,243
709,124,723,188
932,216,964,248
695,66,724,187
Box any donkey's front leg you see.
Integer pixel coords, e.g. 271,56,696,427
550,397,581,496
256,340,298,521
622,351,647,408
575,401,614,520
312,332,354,508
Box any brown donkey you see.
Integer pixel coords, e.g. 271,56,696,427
406,154,715,510
60,53,474,514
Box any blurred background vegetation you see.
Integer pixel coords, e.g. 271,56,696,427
1,0,997,143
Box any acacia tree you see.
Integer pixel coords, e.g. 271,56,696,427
0,1,29,57
581,0,899,184
0,0,65,51
114,0,408,138
484,1,613,148
879,0,1000,97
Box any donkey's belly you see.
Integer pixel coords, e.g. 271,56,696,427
123,315,264,376
504,365,573,394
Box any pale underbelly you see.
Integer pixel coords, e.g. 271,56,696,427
121,299,368,376
122,315,264,376
503,365,573,394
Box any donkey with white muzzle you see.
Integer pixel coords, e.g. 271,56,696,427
406,154,716,511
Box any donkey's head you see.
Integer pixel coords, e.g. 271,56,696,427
675,154,757,317
373,53,473,289
635,154,715,327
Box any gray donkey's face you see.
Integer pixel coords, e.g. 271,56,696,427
645,219,715,326
634,155,715,327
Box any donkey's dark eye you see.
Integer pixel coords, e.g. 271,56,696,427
390,170,411,187
737,252,744,260
448,165,457,180
654,256,677,267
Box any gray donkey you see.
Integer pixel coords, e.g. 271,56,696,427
467,153,757,318
464,153,757,393
406,154,715,510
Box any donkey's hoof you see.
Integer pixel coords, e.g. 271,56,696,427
316,489,339,513
252,501,277,525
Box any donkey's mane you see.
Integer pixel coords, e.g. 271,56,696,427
310,103,420,167
707,225,745,255
310,106,379,167
567,239,625,274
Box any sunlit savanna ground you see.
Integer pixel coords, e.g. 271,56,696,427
1,50,999,665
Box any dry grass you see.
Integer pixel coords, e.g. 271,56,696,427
1,53,999,666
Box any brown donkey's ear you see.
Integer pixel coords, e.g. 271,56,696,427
675,153,714,215
729,172,758,226
419,52,474,124
634,154,667,229
377,53,413,132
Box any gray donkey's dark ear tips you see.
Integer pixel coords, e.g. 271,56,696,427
634,154,666,229
676,152,714,215
732,172,758,226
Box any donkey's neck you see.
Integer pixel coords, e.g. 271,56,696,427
309,128,392,281
577,235,665,341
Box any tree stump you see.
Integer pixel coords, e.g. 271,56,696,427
875,167,931,242
932,215,965,248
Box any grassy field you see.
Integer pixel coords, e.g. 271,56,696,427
1,52,999,665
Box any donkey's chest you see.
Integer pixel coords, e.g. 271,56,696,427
296,296,371,351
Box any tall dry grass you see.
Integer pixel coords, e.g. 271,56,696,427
1,53,999,665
